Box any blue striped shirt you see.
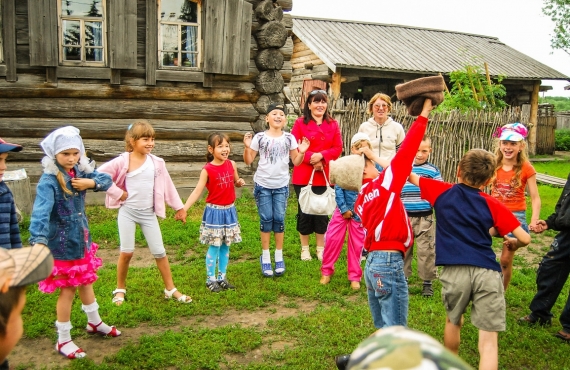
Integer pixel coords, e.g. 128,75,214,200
401,162,442,216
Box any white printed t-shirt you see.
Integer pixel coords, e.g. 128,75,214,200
250,131,298,189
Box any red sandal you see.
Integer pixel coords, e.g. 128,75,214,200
56,340,86,359
86,321,121,337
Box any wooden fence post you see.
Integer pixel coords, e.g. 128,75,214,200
528,81,540,155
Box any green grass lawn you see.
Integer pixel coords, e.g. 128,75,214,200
13,181,570,370
532,159,570,179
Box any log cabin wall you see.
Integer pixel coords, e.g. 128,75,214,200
289,36,329,93
0,0,293,202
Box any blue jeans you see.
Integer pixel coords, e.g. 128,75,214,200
253,183,289,233
364,251,409,328
529,229,570,331
507,210,529,237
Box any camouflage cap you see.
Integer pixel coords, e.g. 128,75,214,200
347,326,473,370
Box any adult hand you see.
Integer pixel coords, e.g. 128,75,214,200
310,152,323,165
313,162,324,171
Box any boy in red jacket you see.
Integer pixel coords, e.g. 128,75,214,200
354,99,433,329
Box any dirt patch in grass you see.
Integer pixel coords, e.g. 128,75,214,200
10,299,318,369
95,246,198,268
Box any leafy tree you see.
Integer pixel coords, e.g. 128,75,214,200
542,0,570,56
436,64,507,112
539,96,570,111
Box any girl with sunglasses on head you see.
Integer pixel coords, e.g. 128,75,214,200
291,89,343,261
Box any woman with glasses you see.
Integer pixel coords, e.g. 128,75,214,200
291,89,343,261
358,93,405,161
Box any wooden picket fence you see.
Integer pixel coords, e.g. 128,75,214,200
328,98,529,183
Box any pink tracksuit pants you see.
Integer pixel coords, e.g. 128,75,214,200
321,208,365,281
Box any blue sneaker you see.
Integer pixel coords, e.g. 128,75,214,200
274,260,285,276
260,256,273,277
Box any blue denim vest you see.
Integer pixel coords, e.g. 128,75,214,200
29,166,112,261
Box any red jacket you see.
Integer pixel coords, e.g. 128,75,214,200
291,117,343,186
354,115,428,255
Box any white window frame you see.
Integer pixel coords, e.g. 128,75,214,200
57,0,107,66
158,0,201,71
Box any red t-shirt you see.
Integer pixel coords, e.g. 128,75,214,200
491,161,536,211
204,160,236,206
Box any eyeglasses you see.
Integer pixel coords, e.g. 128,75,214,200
373,104,389,110
309,90,327,95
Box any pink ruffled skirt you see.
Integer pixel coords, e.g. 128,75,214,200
39,243,102,293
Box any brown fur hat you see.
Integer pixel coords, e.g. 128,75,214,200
329,154,365,191
396,76,445,116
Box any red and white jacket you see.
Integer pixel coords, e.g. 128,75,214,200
354,115,428,255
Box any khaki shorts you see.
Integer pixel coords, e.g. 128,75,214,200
440,265,506,332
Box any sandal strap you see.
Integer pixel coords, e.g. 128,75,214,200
57,340,86,359
164,287,178,298
112,288,127,295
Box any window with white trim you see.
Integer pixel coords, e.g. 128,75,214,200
58,0,106,65
158,0,201,69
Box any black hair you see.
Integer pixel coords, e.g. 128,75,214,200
302,90,332,124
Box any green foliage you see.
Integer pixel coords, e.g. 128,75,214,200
554,129,570,150
436,64,507,112
542,0,570,56
539,96,570,111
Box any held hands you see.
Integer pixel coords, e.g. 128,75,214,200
503,237,520,252
309,152,324,165
120,191,128,201
342,210,353,219
243,132,252,148
529,220,548,233
174,208,187,223
70,178,96,191
313,162,324,171
298,137,310,154
235,178,245,187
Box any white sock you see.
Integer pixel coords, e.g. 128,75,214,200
219,272,226,280
262,249,271,263
56,321,72,344
82,300,113,335
275,249,283,262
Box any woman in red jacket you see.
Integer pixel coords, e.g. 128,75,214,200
291,90,343,261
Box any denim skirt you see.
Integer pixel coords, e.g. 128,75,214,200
199,203,242,247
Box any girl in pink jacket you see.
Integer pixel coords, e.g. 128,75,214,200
98,121,192,305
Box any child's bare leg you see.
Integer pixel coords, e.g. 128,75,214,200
57,287,77,322
115,252,133,304
300,233,311,260
261,232,271,250
156,256,191,302
316,233,325,260
478,330,498,370
500,246,515,290
77,284,96,305
444,316,463,354
275,232,284,250
299,234,310,246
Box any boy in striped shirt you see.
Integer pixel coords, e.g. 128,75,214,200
401,136,442,297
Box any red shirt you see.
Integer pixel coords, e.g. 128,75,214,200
291,117,343,186
204,161,236,206
354,115,428,255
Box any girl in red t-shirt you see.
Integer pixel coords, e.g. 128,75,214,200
491,123,541,290
183,133,245,293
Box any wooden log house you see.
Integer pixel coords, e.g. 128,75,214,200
0,0,294,203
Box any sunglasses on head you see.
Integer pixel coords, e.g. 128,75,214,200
309,89,327,96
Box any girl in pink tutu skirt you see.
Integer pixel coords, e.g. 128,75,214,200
29,126,121,359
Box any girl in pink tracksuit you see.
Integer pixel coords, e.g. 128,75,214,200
320,133,375,290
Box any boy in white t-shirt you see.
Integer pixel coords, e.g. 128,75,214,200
244,103,309,277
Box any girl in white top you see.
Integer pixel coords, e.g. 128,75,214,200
243,103,309,277
358,92,405,161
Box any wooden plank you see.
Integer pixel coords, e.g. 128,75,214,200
110,69,121,85
236,0,253,75
57,66,111,79
155,70,204,83
28,0,58,66
109,0,138,69
0,82,255,101
2,0,17,81
0,65,6,76
4,175,33,215
536,173,567,187
0,98,259,121
0,118,253,140
145,0,158,85
203,0,227,74
46,67,57,83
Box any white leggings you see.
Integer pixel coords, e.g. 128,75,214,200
118,206,166,258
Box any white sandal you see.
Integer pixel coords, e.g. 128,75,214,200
316,246,325,261
164,287,192,303
301,246,312,261
112,289,126,306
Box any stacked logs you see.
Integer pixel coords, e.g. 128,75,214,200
251,0,292,132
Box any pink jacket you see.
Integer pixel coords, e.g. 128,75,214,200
98,153,184,219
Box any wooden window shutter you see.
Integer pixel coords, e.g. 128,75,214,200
28,0,58,66
203,0,251,75
109,0,137,69
2,0,17,81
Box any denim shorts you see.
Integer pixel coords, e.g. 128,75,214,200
507,210,529,237
364,251,409,328
253,183,289,233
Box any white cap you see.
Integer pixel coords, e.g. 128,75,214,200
351,132,371,147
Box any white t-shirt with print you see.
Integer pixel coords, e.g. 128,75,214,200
250,131,298,189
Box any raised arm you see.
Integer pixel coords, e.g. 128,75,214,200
291,137,310,166
243,132,257,165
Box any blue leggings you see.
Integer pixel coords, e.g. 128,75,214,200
206,244,230,280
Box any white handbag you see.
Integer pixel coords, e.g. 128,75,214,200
299,169,336,216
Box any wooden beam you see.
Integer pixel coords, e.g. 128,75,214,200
528,81,540,155
2,0,17,82
110,69,121,85
331,68,342,99
46,67,57,83
145,0,158,85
